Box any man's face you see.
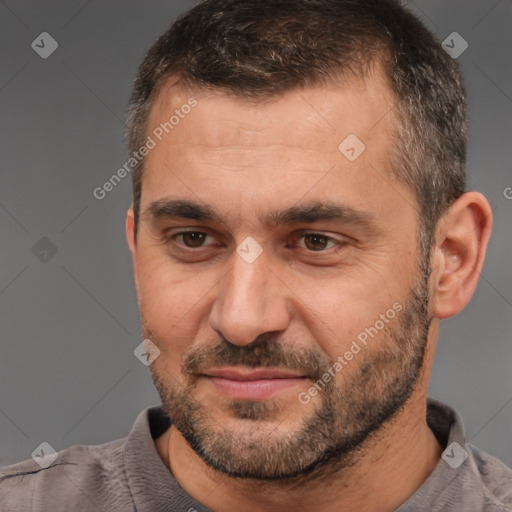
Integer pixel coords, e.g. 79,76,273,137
128,75,432,480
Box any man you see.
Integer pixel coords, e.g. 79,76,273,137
1,0,511,510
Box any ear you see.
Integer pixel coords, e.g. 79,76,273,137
430,191,493,319
126,206,140,297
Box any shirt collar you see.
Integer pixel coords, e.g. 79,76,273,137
122,398,466,512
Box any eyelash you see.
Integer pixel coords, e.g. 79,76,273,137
165,230,347,254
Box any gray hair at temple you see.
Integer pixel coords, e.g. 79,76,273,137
125,0,467,267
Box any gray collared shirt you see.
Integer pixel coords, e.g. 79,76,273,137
1,398,511,511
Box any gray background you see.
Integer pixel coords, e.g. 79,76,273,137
0,0,511,468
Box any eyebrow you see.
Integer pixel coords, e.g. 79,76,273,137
145,198,379,232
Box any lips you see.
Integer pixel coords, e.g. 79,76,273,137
201,367,307,400
204,367,305,380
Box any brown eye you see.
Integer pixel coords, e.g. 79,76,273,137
303,234,332,251
180,232,207,247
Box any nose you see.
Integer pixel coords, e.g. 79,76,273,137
208,245,291,346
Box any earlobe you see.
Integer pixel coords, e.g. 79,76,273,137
430,192,493,320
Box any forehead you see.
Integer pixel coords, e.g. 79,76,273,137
139,72,415,233
144,73,396,178
148,71,395,146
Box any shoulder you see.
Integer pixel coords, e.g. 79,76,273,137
426,399,512,510
468,444,512,510
0,437,134,511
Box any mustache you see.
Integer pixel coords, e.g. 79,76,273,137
181,334,332,381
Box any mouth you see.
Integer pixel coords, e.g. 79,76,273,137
200,367,308,400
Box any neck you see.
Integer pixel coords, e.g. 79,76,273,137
155,394,443,512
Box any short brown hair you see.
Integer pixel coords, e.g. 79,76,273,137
126,0,467,260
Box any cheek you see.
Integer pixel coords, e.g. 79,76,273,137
289,272,401,361
136,255,218,351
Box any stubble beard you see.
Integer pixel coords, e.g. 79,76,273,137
144,271,431,484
